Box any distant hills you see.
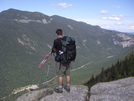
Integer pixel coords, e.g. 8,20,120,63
122,32,134,34
0,8,134,100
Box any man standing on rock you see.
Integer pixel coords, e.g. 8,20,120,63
52,29,76,93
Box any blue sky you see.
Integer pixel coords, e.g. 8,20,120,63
0,0,134,32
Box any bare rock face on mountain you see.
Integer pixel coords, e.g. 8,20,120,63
16,85,88,101
90,77,134,101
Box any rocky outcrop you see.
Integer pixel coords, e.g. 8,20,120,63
16,77,134,101
90,77,134,101
16,85,88,101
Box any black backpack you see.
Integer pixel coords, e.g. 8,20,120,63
55,36,76,63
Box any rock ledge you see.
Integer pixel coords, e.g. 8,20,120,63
90,77,134,101
16,85,88,101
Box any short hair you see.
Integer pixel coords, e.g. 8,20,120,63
56,29,62,35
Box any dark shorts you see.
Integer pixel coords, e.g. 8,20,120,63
56,62,71,77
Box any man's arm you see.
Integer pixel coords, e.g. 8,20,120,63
52,40,57,53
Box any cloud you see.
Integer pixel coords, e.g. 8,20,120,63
109,17,121,20
111,14,131,18
101,17,108,20
100,10,109,14
101,14,123,21
111,5,120,8
115,22,123,25
101,17,122,20
130,26,134,30
112,14,123,17
125,15,131,17
57,3,73,8
101,14,131,21
102,26,110,29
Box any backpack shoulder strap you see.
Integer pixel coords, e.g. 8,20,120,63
59,36,68,52
66,36,75,42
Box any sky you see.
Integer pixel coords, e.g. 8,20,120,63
0,0,134,32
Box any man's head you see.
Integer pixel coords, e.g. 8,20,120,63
56,29,62,35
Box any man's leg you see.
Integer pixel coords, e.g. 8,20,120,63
54,62,64,93
66,75,70,84
64,75,70,92
54,76,63,93
58,76,63,86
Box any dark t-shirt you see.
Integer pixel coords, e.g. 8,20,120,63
52,36,66,55
52,38,62,55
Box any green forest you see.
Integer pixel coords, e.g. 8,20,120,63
84,50,134,92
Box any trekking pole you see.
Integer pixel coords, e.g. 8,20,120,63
46,62,50,82
45,53,52,83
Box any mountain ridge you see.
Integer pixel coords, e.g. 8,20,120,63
0,8,134,101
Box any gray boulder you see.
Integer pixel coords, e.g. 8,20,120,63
16,85,88,101
90,77,134,101
16,88,54,101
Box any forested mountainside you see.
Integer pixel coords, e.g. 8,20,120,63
85,48,134,90
0,8,134,100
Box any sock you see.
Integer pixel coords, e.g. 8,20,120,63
59,86,62,88
67,84,70,86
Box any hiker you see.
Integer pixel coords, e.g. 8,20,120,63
52,29,76,93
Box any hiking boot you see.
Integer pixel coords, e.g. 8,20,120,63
64,85,70,92
54,87,63,93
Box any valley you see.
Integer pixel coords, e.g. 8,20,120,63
0,8,134,101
